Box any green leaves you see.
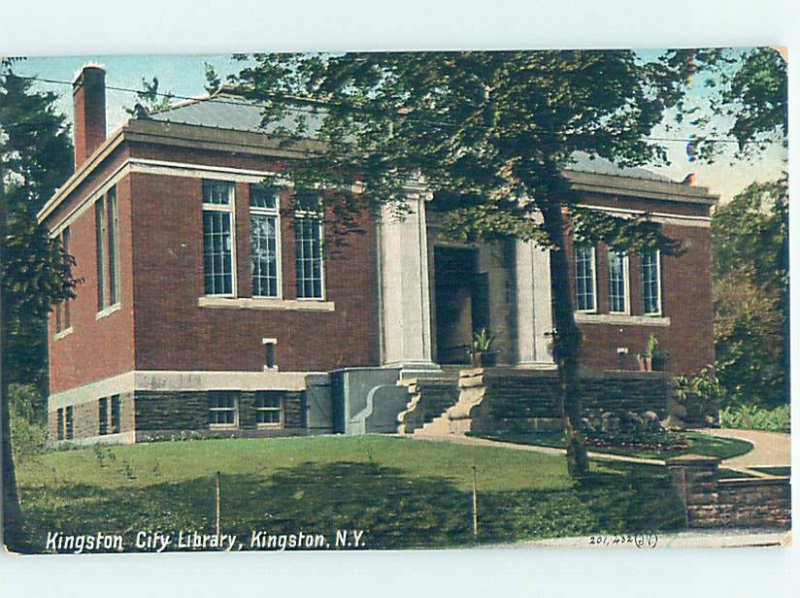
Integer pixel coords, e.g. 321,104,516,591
232,50,697,248
712,176,788,408
569,206,684,256
1,64,77,386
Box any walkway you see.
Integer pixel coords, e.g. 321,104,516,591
409,427,791,471
693,428,791,468
406,433,663,466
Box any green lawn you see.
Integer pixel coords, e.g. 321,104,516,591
15,435,685,552
472,431,754,461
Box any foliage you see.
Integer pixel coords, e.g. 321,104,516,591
713,175,788,292
233,50,704,477
470,328,494,353
674,366,724,424
684,47,787,161
720,404,790,434
712,176,788,408
125,76,174,117
582,409,686,453
1,65,77,387
15,436,684,552
8,384,47,464
2,60,77,549
720,48,787,155
204,62,222,94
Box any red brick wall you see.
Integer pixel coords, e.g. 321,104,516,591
46,161,136,394
569,221,714,375
129,171,380,373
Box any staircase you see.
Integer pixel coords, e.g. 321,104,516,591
396,376,460,434
414,409,455,436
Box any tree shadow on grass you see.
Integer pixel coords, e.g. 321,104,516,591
15,460,684,553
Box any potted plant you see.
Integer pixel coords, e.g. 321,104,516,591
637,334,668,372
470,328,496,368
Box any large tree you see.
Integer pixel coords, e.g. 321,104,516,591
234,51,700,477
1,62,75,549
702,48,788,409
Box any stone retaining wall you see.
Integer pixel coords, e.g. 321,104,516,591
666,455,791,529
474,368,671,434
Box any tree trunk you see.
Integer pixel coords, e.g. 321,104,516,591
542,198,589,479
1,147,25,550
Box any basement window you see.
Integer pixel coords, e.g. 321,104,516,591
209,394,237,427
57,408,64,441
65,406,74,440
98,398,108,435
110,395,121,434
256,394,282,427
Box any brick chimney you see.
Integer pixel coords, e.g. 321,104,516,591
73,65,107,169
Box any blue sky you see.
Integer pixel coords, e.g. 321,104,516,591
13,51,786,203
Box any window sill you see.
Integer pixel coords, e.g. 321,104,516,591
198,296,335,312
96,303,121,321
574,313,670,327
54,327,74,341
256,423,283,429
209,424,238,431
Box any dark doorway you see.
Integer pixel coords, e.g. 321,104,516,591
434,247,489,364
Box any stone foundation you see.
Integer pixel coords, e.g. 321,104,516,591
48,389,306,445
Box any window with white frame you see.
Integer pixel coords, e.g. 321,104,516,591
95,197,108,309
55,226,71,332
607,249,629,313
642,249,662,315
95,187,120,312
250,185,281,298
256,394,282,426
202,181,235,296
208,394,236,426
575,244,597,312
106,187,121,305
294,192,324,299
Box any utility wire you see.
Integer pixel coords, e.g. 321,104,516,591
6,72,770,146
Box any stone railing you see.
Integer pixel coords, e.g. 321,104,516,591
666,454,791,529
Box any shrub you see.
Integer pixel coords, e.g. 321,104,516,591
674,366,723,425
720,404,790,433
8,383,48,464
581,409,687,452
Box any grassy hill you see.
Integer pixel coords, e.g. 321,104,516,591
15,435,685,552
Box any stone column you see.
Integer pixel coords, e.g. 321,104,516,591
514,240,555,367
666,454,721,528
378,184,438,374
